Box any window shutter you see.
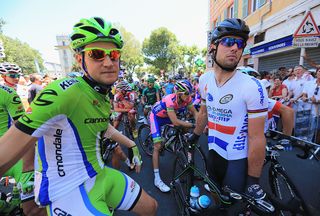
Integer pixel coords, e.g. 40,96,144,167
234,0,239,18
242,0,248,18
224,8,228,19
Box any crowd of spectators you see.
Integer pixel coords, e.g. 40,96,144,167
0,73,55,109
262,64,320,144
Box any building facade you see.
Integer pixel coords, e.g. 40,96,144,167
208,0,320,72
55,35,74,75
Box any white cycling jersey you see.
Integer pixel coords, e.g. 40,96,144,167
199,71,268,160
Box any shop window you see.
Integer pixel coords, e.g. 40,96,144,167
229,5,234,18
254,32,265,44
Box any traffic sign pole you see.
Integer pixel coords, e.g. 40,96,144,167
299,48,305,65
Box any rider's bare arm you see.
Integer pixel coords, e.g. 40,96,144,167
188,105,198,120
0,125,37,176
167,110,193,128
279,104,294,136
193,104,208,135
104,124,136,148
247,116,266,178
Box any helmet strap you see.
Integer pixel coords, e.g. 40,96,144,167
81,52,112,95
212,42,242,72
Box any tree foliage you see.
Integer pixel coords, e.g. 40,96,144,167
115,25,143,77
0,18,5,34
71,62,81,72
0,34,44,74
142,27,180,76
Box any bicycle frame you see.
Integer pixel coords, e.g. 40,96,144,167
265,147,310,215
171,140,276,215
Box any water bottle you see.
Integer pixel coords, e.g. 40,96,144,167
196,195,211,210
189,185,200,212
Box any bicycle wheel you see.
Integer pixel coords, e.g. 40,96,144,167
171,151,192,216
138,124,153,156
269,167,310,216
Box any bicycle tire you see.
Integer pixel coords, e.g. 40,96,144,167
269,167,310,216
137,124,153,156
172,151,192,216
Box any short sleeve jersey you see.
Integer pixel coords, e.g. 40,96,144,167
15,77,111,206
0,85,25,136
142,87,158,105
199,71,268,160
152,93,193,118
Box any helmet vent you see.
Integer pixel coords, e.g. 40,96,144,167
71,34,85,41
80,26,100,35
74,23,83,28
109,29,119,36
93,17,104,28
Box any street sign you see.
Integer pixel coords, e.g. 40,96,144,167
293,11,320,37
293,37,320,47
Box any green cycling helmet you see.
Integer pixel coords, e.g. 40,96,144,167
147,77,155,83
70,17,124,51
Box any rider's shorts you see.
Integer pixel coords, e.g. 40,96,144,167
149,112,172,143
46,166,141,215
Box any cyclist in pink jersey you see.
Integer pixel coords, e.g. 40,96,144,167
150,80,198,192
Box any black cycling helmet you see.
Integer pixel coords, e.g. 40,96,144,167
211,18,250,43
210,18,250,72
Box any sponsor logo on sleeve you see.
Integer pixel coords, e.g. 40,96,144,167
251,78,265,105
0,85,13,94
34,89,58,106
59,79,79,91
21,115,33,124
12,95,22,104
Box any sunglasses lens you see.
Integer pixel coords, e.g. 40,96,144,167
87,49,121,61
88,49,106,60
220,37,245,49
109,50,121,60
7,74,20,78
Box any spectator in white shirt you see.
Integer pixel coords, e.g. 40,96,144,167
285,65,307,103
301,68,320,143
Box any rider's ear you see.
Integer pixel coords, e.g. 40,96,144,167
75,53,82,65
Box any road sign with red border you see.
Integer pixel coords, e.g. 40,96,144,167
293,11,320,37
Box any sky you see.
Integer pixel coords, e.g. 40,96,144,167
0,0,209,64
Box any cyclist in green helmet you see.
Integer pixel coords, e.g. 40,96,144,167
0,62,45,216
0,17,157,216
141,77,160,120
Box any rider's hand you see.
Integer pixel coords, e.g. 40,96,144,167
131,145,142,173
246,176,266,200
186,133,200,147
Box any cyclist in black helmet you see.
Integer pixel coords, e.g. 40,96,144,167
189,18,269,201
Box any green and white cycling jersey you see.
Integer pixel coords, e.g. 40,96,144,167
0,84,25,137
16,76,112,206
0,84,25,181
